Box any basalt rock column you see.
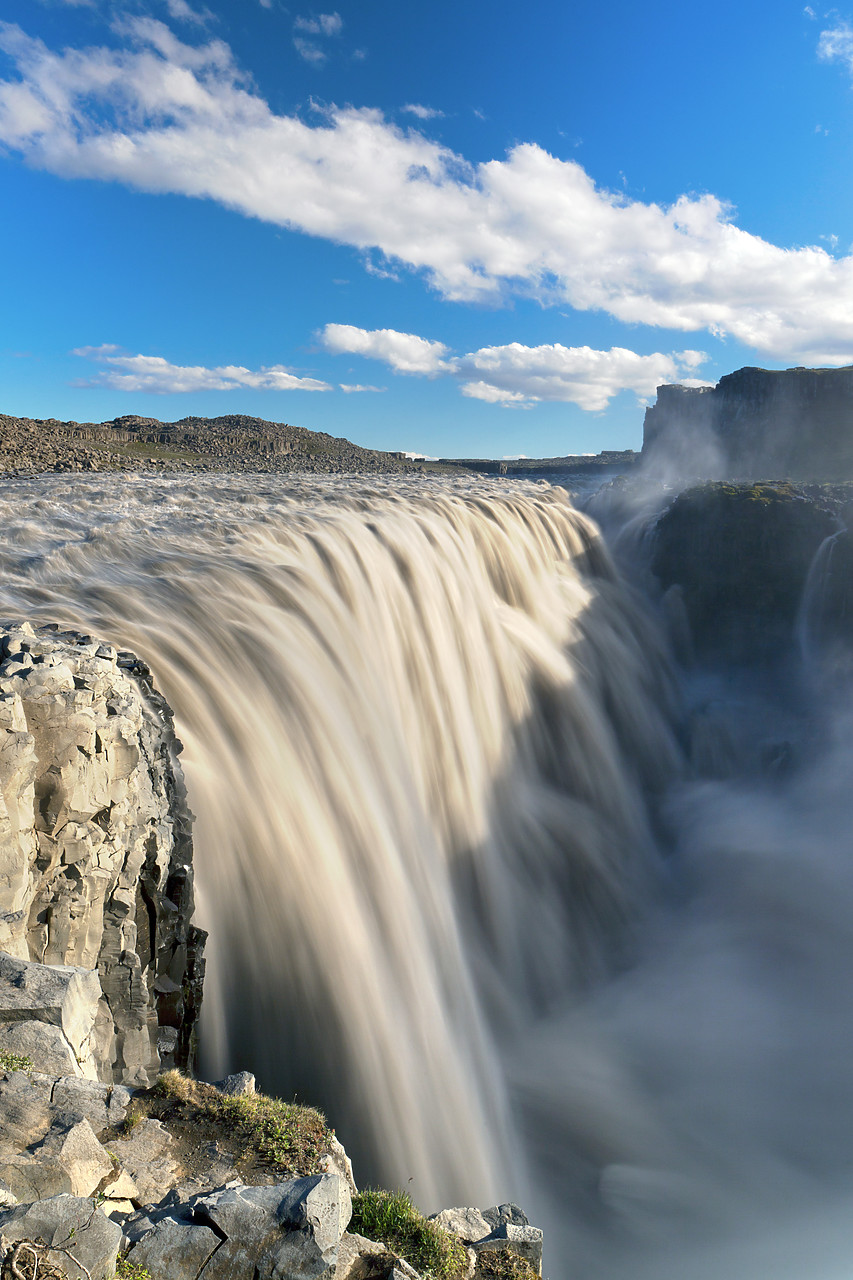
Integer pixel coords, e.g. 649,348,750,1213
0,622,204,1085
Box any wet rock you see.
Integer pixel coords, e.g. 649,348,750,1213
651,482,836,663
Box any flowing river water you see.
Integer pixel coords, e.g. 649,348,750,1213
2,472,853,1277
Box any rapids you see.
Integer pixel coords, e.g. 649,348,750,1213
1,472,852,1277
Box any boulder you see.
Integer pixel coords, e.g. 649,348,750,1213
0,1193,122,1280
123,1215,220,1279
429,1203,543,1276
124,1174,352,1280
0,953,103,1077
108,1118,181,1206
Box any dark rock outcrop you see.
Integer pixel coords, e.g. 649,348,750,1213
642,366,853,481
651,482,838,663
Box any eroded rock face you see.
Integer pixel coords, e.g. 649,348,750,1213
642,366,853,481
0,622,204,1085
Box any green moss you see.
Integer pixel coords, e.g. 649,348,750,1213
349,1189,469,1280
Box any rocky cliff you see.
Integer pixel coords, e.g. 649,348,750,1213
0,623,204,1087
642,366,853,480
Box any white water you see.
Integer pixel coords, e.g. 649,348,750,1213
3,473,853,1276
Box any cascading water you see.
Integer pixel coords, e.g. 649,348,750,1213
5,471,853,1277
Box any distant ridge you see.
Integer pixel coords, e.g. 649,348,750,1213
0,412,456,476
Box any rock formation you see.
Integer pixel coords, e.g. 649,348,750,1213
650,482,838,664
642,365,853,480
0,623,204,1086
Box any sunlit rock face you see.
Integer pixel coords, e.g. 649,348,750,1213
0,622,204,1086
642,366,853,480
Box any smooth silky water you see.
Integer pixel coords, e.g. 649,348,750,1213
2,472,853,1278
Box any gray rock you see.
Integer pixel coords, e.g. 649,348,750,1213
0,1193,122,1280
318,1133,357,1194
0,953,103,1076
187,1175,351,1280
278,1173,352,1255
430,1206,491,1243
109,1119,181,1205
0,1019,87,1079
50,1075,132,1131
214,1070,256,1096
481,1203,529,1230
336,1231,391,1279
475,1222,543,1271
126,1215,220,1280
0,623,206,1087
0,1069,53,1148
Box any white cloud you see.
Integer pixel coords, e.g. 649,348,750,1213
455,343,709,411
320,325,710,410
72,345,332,393
819,20,853,71
401,104,444,120
321,324,450,374
293,37,326,64
294,13,343,36
3,20,853,363
339,383,386,392
165,0,210,25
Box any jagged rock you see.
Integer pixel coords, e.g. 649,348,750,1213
336,1231,392,1279
124,1215,220,1279
0,1194,122,1280
481,1204,529,1230
0,1070,53,1150
214,1070,255,1096
151,1175,353,1279
108,1119,181,1206
38,1119,115,1197
473,1223,543,1272
429,1204,542,1276
0,953,104,1078
0,623,205,1086
50,1075,132,1131
318,1134,357,1194
430,1206,492,1241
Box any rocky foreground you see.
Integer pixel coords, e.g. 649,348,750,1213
0,623,543,1279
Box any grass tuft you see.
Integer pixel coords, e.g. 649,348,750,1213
349,1189,469,1280
475,1248,540,1279
114,1256,153,1279
151,1070,332,1177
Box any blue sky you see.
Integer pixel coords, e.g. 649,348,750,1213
2,0,853,457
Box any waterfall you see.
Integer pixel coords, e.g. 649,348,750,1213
0,473,680,1215
9,471,853,1277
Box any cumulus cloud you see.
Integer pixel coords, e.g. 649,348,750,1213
339,383,386,392
320,325,709,410
72,345,332,393
3,20,853,362
321,324,451,374
819,20,853,72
